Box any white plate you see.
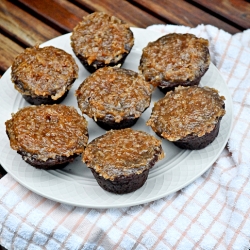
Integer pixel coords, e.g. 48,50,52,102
0,28,233,208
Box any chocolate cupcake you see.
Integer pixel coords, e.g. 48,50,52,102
11,45,78,105
76,67,152,130
147,86,226,150
70,12,134,73
5,105,88,169
83,128,164,194
139,33,210,93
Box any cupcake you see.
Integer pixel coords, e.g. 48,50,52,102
5,105,88,169
76,67,152,130
70,12,134,73
147,86,226,150
139,33,210,93
11,45,78,105
83,128,164,194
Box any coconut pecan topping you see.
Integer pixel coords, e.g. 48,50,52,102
76,67,153,123
70,12,134,65
5,105,88,161
139,33,210,86
11,45,78,99
147,86,226,141
83,128,164,180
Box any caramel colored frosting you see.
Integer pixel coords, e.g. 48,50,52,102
83,128,164,180
76,67,153,123
11,45,78,100
139,33,210,86
5,105,88,161
147,86,226,141
70,12,134,65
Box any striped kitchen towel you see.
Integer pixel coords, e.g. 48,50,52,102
0,24,250,250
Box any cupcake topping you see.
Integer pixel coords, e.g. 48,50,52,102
11,45,78,99
5,105,88,161
70,12,134,65
147,86,226,141
76,67,153,123
83,128,164,180
139,33,210,86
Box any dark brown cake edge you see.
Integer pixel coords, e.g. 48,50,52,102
173,118,222,150
91,168,150,194
94,106,149,131
158,65,209,94
17,151,79,170
76,52,130,73
90,146,163,194
155,47,210,94
14,77,76,105
95,115,139,130
22,89,69,105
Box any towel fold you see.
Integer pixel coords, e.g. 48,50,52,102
1,24,250,250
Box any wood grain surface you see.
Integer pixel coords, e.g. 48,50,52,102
132,0,241,34
0,0,61,46
1,0,249,75
0,34,24,73
17,0,85,32
191,0,250,29
73,0,165,27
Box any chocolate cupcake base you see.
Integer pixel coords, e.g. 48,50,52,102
173,119,222,150
89,144,163,194
91,168,149,194
22,90,69,105
77,52,129,74
95,115,139,130
155,119,221,150
158,69,208,94
18,151,78,170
